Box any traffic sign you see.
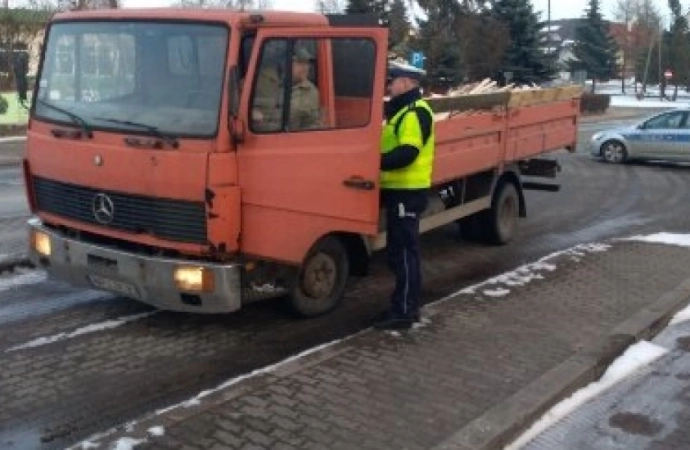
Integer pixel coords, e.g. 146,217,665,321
664,70,673,79
410,52,425,69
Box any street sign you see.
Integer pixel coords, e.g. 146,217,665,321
664,70,673,79
410,52,425,69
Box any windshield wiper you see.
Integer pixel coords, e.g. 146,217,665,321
94,117,179,149
36,98,93,138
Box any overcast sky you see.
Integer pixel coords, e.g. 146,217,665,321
120,0,668,21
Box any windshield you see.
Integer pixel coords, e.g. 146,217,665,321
35,21,229,137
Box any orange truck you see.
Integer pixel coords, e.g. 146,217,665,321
23,9,581,316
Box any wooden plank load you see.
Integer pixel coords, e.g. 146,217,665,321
426,78,583,120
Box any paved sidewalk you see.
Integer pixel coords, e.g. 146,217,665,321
80,240,690,450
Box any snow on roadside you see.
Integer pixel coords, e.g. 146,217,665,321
505,341,668,450
0,267,46,293
6,311,156,352
439,243,611,300
622,232,690,248
610,95,689,109
506,232,690,449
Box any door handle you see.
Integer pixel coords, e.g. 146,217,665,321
343,176,376,191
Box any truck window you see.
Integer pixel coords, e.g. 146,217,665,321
250,37,375,133
35,22,228,138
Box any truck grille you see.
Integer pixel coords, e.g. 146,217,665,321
33,176,207,244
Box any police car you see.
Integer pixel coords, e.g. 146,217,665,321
591,108,690,164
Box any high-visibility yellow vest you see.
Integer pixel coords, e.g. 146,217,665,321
380,99,435,189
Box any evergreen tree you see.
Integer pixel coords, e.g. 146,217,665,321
387,0,411,54
490,0,556,85
414,0,464,90
570,0,619,92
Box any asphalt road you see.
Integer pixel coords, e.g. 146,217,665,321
0,166,26,219
2,112,690,449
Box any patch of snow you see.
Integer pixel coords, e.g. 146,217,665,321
0,269,46,293
147,427,164,437
670,302,690,326
622,232,690,248
610,96,689,108
505,340,668,450
112,437,145,450
438,243,611,305
79,442,99,449
483,288,510,298
7,311,156,352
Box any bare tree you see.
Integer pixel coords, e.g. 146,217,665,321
613,0,638,93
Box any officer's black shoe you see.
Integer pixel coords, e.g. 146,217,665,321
373,311,413,330
374,316,413,330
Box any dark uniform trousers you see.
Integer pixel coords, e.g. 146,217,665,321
383,189,428,319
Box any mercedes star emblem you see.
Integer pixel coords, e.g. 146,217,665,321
92,193,115,224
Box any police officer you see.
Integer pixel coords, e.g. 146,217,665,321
374,60,435,330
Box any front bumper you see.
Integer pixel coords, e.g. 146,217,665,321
28,218,243,313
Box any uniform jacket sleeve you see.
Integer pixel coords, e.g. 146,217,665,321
381,107,433,171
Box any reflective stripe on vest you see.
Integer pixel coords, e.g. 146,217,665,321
380,99,435,190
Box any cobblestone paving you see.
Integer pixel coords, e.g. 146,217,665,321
77,242,690,450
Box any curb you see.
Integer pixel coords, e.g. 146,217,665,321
432,275,690,450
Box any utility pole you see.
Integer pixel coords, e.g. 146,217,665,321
658,23,663,100
547,0,551,55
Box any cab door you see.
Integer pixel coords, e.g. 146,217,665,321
237,27,388,264
633,111,686,160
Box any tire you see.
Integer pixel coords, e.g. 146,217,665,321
601,140,628,164
289,236,349,317
485,181,520,245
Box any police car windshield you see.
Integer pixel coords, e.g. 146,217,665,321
35,21,228,138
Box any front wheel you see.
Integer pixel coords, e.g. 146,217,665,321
289,236,349,317
602,140,628,164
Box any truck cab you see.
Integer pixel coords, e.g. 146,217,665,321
26,10,388,315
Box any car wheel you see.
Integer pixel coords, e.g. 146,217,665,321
601,140,628,164
288,236,349,317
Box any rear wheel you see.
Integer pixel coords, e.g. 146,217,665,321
460,181,520,245
289,236,349,317
485,181,520,245
602,140,628,164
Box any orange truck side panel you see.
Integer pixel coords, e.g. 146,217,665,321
506,100,580,162
433,112,505,185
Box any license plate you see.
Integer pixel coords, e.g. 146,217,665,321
88,274,140,299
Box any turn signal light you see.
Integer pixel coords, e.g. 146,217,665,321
173,266,215,292
32,231,51,257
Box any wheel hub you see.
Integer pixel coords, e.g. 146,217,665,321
302,253,337,299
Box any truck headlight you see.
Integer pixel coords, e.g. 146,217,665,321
174,266,215,292
31,231,51,257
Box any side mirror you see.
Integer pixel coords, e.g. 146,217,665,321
13,53,29,108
